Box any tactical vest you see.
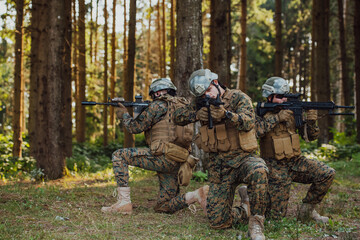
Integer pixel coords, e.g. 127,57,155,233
195,89,258,153
145,95,194,161
259,113,301,160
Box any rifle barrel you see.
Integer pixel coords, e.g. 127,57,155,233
335,105,355,109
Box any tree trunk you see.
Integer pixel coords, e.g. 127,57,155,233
312,0,331,144
209,0,230,86
77,0,86,143
95,0,100,64
338,0,351,133
174,0,203,98
162,0,166,77
63,0,73,158
13,0,24,158
103,0,109,146
174,0,204,170
275,0,282,77
110,0,117,128
355,0,360,143
144,0,152,100
122,0,127,96
30,0,71,179
170,0,175,81
124,0,136,148
156,1,163,76
237,0,247,92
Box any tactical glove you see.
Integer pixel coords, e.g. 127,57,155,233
196,107,209,122
210,105,226,121
277,109,293,123
116,103,128,119
306,109,318,121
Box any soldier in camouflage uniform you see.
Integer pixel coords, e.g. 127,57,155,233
250,77,336,223
101,78,209,215
173,69,268,240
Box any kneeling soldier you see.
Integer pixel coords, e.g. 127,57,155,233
102,78,209,215
253,77,335,223
173,69,268,240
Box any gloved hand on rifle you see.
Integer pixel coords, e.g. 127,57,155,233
210,105,226,122
116,103,128,119
306,109,317,123
196,107,209,122
277,109,294,123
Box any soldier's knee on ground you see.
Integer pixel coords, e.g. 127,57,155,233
209,217,233,230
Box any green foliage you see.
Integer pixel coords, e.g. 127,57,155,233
0,133,36,180
66,142,119,173
192,170,208,183
301,129,360,163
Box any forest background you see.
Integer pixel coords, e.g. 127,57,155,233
0,0,360,239
0,0,359,179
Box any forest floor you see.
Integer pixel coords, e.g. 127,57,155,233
0,163,359,240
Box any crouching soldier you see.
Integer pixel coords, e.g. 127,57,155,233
250,77,335,223
173,69,268,240
102,78,209,215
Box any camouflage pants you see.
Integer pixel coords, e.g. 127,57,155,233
112,147,187,213
265,155,336,219
206,153,268,229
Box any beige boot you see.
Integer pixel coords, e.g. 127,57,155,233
185,185,209,213
248,215,266,240
298,203,329,223
101,187,133,214
238,186,250,218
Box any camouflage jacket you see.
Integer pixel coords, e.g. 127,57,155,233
122,97,168,134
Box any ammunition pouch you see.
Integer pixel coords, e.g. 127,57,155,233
260,133,301,160
149,140,165,156
164,142,190,163
178,155,199,186
195,124,258,153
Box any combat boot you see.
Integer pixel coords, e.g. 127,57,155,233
185,185,209,213
248,215,266,240
101,187,133,214
238,185,250,218
298,203,329,223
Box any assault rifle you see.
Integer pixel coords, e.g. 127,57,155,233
196,94,224,129
256,93,355,128
82,95,150,116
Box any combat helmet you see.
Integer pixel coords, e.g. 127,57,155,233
149,78,177,96
188,69,218,97
262,77,290,98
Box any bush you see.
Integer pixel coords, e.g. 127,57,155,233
0,133,36,180
301,129,360,162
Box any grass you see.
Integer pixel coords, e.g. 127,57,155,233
1,161,360,240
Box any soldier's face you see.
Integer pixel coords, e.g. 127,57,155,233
204,81,219,99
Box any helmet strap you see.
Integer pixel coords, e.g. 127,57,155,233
212,81,222,97
269,95,275,103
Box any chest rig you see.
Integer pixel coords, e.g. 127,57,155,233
195,89,258,153
145,95,194,159
259,113,301,160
